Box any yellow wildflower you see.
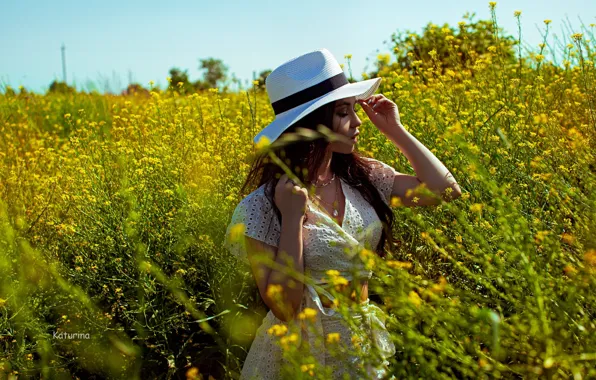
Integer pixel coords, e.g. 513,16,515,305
571,33,583,41
514,10,521,17
390,196,402,207
387,260,412,269
470,203,483,213
298,307,318,322
583,249,596,268
266,283,283,299
430,276,448,293
544,19,552,25
255,135,271,150
301,363,315,376
332,275,349,287
267,323,288,337
280,332,299,350
325,269,340,277
229,223,245,243
326,332,341,344
408,290,422,307
561,233,574,245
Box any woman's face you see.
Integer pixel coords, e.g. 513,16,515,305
328,96,362,153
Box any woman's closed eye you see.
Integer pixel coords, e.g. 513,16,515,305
338,107,357,117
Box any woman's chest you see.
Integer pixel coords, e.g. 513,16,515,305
302,184,383,260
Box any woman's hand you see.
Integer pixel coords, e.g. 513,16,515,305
274,174,308,221
358,94,402,135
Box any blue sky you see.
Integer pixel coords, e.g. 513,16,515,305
1,0,594,94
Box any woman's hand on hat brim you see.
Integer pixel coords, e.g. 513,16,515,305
358,95,402,134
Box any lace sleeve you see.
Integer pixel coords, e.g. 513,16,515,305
362,156,398,206
223,188,281,267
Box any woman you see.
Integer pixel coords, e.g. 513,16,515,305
225,48,462,379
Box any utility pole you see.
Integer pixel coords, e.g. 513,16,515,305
61,43,67,83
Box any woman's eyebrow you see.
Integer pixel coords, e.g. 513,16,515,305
335,101,355,107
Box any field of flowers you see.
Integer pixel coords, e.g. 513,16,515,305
1,7,595,380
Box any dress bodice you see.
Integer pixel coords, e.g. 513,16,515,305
224,156,398,286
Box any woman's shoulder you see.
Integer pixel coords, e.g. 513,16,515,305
231,183,277,222
227,182,281,250
360,156,394,170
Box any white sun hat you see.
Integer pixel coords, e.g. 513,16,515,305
253,48,382,144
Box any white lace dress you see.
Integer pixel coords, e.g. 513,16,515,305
224,157,398,379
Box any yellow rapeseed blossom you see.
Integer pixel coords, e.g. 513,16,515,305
489,2,497,10
344,54,352,60
561,233,574,245
408,290,422,307
326,269,340,277
326,332,341,344
390,196,402,207
266,283,283,299
563,264,577,276
331,275,349,287
229,223,245,243
514,10,521,17
298,307,318,322
301,363,315,376
256,135,271,150
387,260,412,269
430,276,448,293
544,19,552,25
267,323,288,337
280,332,299,350
470,203,483,213
584,249,596,269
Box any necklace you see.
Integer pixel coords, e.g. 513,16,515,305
312,177,340,217
312,173,335,188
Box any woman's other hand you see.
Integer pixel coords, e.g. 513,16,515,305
358,94,402,135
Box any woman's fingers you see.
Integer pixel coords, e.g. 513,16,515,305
359,94,384,110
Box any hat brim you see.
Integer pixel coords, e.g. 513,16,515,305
254,77,382,144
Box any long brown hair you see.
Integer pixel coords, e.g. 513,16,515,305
238,99,396,258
